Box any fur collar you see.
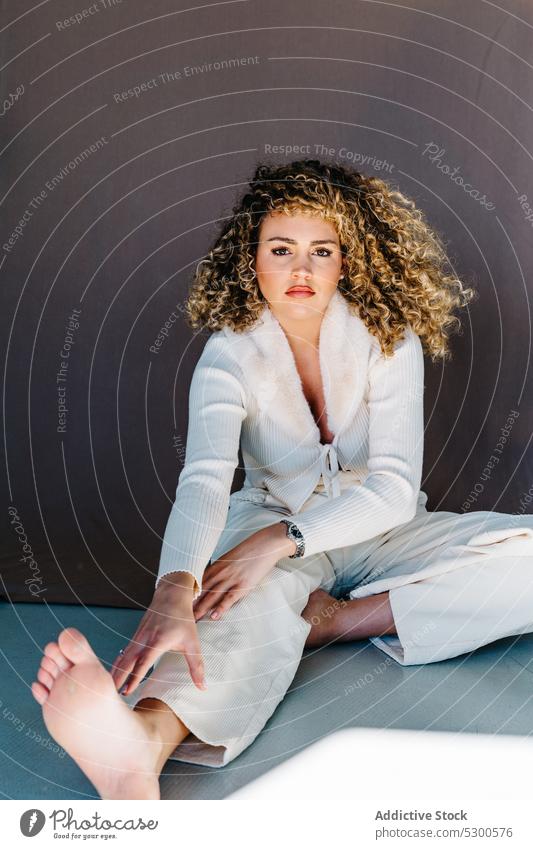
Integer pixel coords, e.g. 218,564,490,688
222,290,375,443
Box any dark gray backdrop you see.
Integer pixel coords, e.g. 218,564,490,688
2,0,533,607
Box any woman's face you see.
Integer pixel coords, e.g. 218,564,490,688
254,211,344,322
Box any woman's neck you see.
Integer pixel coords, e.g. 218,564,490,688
272,311,323,352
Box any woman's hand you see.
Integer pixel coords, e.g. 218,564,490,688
110,572,206,696
193,523,296,622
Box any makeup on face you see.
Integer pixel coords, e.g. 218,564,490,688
286,284,316,298
255,212,343,310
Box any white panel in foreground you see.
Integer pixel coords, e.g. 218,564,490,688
228,727,530,800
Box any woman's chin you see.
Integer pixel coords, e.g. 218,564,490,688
266,296,325,322
285,300,325,320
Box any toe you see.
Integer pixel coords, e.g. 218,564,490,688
37,667,54,690
58,627,96,664
41,655,59,678
44,641,72,672
31,681,48,705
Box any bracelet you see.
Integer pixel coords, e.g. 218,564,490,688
279,519,305,558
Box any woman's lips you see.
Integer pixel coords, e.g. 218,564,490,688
286,288,315,298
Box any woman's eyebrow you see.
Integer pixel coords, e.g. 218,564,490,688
265,236,338,245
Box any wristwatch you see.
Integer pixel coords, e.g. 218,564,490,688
279,519,305,558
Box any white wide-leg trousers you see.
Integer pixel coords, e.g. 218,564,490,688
124,479,533,767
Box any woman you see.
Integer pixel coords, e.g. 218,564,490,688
31,160,533,799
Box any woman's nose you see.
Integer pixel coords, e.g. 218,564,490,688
290,264,312,280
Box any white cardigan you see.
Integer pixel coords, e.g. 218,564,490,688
156,289,425,596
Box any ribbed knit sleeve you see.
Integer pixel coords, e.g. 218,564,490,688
155,335,247,598
285,327,425,557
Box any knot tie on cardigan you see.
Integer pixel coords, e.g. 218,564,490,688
319,442,341,499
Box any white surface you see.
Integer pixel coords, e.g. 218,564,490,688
228,727,531,800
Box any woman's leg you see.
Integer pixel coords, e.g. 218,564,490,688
32,627,191,800
303,589,396,648
32,496,340,795
124,550,336,768
119,498,337,770
33,548,335,791
307,505,533,665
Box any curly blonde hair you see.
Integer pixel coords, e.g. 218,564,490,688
185,159,477,361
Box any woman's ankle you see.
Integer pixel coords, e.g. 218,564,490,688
133,698,189,773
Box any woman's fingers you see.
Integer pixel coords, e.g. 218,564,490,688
120,647,159,696
195,582,248,621
110,650,129,682
210,589,243,619
112,654,139,692
181,636,206,690
193,583,227,621
113,631,207,693
110,635,145,690
198,565,227,594
121,639,206,693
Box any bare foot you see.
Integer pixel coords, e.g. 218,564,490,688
302,589,346,648
31,627,162,800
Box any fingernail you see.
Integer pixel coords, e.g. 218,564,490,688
120,685,128,695
211,611,219,619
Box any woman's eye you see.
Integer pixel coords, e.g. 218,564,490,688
271,247,333,257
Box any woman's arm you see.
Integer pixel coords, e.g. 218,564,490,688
155,335,247,599
111,571,207,694
193,327,424,622
192,521,297,621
